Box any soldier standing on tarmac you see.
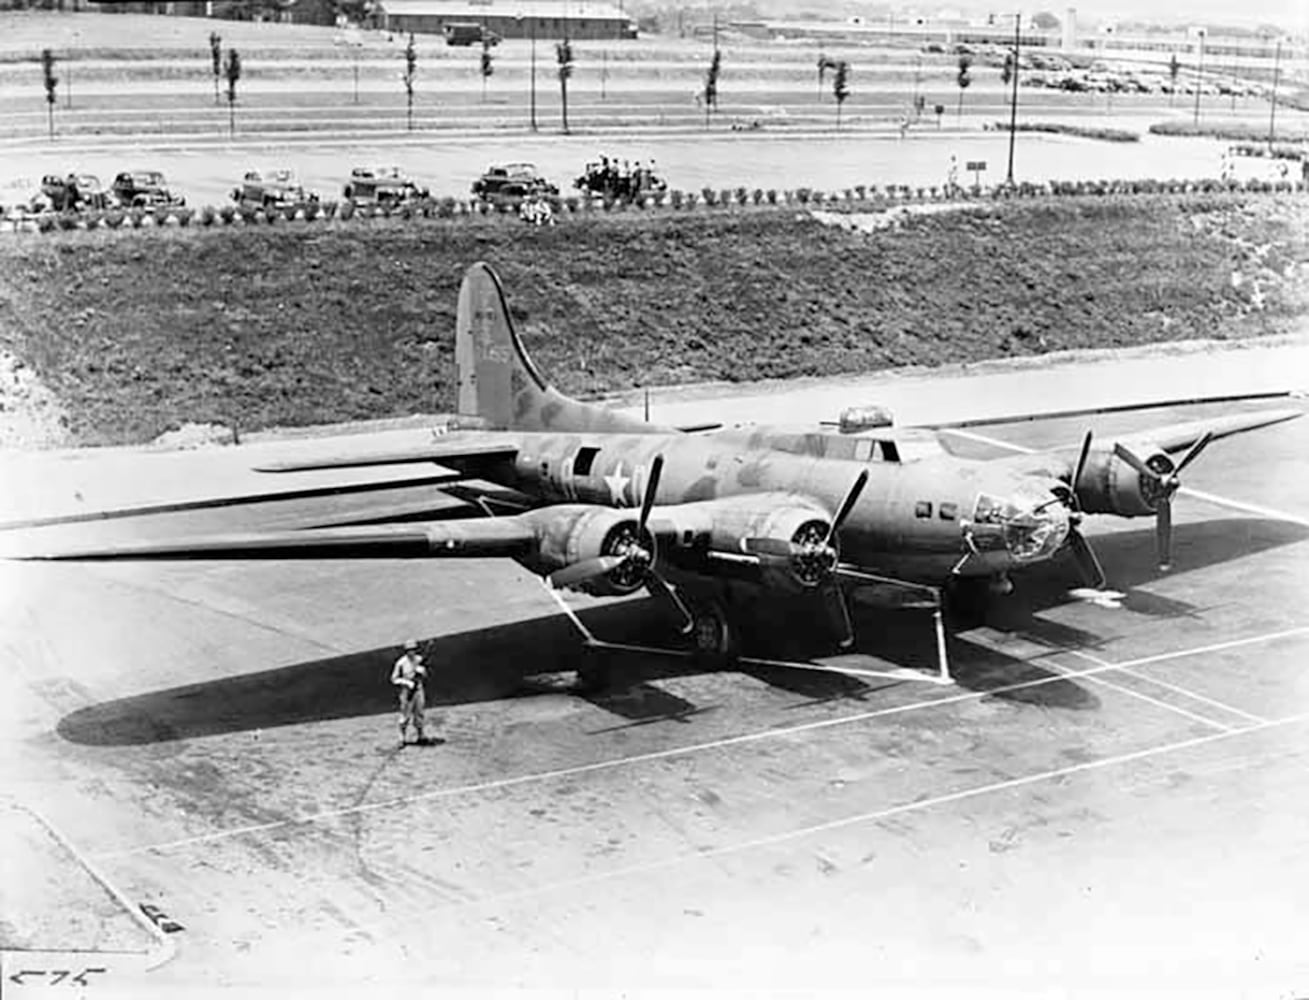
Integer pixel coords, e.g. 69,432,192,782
391,639,430,747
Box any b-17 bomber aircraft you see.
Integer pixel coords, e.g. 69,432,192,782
18,262,1301,682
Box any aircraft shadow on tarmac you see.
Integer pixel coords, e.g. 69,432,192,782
56,517,1305,747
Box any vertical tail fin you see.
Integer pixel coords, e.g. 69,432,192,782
455,262,667,434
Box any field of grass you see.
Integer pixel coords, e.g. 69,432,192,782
1,194,1305,446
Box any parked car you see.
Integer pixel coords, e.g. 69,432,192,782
444,22,500,46
111,170,185,208
231,168,318,207
574,158,666,201
32,173,113,213
342,166,430,206
472,162,559,201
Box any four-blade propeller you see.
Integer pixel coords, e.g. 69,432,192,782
1112,430,1212,571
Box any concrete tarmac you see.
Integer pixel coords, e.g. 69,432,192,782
1,348,1308,996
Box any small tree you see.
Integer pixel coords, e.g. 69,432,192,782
209,32,222,105
703,47,721,127
223,48,240,137
402,32,417,130
832,59,850,127
555,38,573,133
41,48,57,140
480,33,494,101
1168,51,1179,106
956,54,972,118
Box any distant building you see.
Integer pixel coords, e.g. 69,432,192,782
376,0,637,40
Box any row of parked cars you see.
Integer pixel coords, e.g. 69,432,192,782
10,155,668,217
24,170,185,214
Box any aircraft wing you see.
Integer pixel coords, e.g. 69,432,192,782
252,433,518,473
7,517,537,562
984,406,1303,478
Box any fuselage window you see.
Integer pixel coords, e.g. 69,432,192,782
939,502,958,521
853,439,875,463
915,500,932,519
880,441,901,463
573,447,600,476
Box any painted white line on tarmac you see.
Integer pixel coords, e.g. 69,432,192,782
469,708,1309,910
947,428,1309,528
1071,669,1232,732
91,623,1309,861
1179,487,1309,529
1063,647,1270,725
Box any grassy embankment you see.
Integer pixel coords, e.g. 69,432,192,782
0,194,1305,446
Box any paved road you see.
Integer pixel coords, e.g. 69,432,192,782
1,344,1307,993
0,127,1247,210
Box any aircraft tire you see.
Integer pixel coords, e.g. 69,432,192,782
689,597,738,668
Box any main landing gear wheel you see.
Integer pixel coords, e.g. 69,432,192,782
689,598,739,668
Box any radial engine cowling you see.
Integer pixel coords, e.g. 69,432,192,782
525,506,649,596
661,497,836,591
1075,440,1173,517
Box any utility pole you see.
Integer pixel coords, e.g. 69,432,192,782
1192,28,1205,125
530,16,537,130
1268,37,1281,149
1005,12,1020,186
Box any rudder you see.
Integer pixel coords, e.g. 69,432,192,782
455,262,667,434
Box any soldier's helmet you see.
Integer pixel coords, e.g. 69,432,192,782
404,639,419,651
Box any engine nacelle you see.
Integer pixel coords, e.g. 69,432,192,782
659,497,835,591
522,506,647,596
1076,440,1172,517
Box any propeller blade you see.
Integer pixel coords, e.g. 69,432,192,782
1068,528,1106,590
647,572,694,634
1156,498,1173,571
820,581,856,650
637,454,664,534
825,469,870,546
1173,431,1213,476
1070,430,1094,500
741,537,796,558
1112,441,1157,482
549,555,627,589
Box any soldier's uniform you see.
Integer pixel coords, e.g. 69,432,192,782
391,640,428,747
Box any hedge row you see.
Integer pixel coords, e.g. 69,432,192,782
6,177,1307,233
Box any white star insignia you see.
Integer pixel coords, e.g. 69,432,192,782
603,462,631,506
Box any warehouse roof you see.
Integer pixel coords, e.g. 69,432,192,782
379,0,631,21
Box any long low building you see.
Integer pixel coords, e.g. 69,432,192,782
377,0,637,41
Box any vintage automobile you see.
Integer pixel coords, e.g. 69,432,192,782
444,22,500,46
471,162,558,202
111,170,185,208
32,173,114,213
342,166,430,206
574,158,667,201
231,168,319,207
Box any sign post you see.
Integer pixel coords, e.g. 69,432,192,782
966,160,987,188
